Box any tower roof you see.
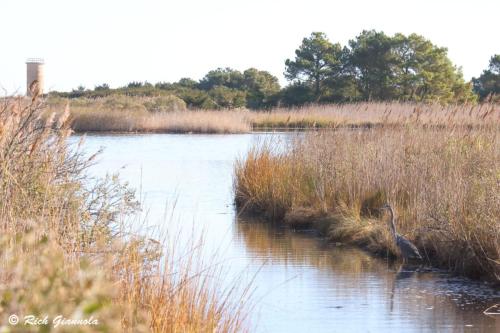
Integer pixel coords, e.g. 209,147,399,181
26,58,44,64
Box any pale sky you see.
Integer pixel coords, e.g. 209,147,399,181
1,0,499,93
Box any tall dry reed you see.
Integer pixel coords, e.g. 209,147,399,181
250,102,499,129
0,95,250,332
48,96,251,134
69,108,251,134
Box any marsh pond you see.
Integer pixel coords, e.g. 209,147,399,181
73,133,499,333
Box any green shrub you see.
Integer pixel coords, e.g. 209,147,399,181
143,95,187,112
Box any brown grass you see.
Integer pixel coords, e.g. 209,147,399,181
0,96,250,332
69,108,251,134
234,117,500,282
48,96,251,134
250,102,499,129
48,96,499,133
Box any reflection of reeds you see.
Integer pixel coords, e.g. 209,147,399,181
0,97,250,332
236,218,499,331
236,218,384,275
234,121,500,281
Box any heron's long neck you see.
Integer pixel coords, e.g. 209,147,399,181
388,206,397,238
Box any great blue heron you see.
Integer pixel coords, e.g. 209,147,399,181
380,204,422,262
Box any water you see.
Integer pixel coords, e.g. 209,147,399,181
73,133,499,333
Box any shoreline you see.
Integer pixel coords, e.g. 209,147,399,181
236,212,500,290
233,125,500,284
43,100,498,134
236,208,500,288
70,123,498,135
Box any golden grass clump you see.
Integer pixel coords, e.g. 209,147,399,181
48,96,251,134
234,110,500,281
0,96,250,332
68,108,251,134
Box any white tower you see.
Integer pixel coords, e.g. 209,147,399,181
26,58,45,96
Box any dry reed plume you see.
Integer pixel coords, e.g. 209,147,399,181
234,111,500,282
0,95,250,332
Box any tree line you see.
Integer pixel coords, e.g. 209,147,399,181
52,30,499,108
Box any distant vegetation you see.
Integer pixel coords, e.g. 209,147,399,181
50,30,499,109
472,54,500,101
46,30,499,133
47,95,251,133
52,67,281,110
47,99,498,134
234,105,499,281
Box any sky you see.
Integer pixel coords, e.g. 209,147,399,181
1,0,499,94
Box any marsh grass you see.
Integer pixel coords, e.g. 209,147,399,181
48,96,251,134
250,102,499,129
69,108,251,134
48,97,499,134
234,116,500,281
0,96,250,332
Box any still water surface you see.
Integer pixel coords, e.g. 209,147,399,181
74,133,499,333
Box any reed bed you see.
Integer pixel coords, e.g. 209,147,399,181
48,96,251,134
250,102,499,129
234,113,500,282
48,97,499,133
69,108,251,134
0,96,250,332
